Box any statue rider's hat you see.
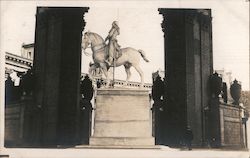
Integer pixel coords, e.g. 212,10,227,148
112,21,120,34
112,21,118,27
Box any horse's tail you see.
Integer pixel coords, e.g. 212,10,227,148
138,49,149,62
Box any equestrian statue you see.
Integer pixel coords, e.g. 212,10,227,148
82,21,149,88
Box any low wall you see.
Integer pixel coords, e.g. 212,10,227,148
5,102,24,146
219,104,244,148
5,97,41,147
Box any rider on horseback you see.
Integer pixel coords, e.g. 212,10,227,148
105,21,121,66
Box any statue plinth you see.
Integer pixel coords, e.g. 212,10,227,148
90,88,154,146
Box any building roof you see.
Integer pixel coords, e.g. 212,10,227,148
22,43,34,48
5,52,33,72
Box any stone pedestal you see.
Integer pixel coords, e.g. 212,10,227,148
90,88,154,146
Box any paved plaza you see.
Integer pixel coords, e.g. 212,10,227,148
1,146,249,158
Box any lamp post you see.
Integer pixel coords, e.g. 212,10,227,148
112,58,115,88
241,106,249,148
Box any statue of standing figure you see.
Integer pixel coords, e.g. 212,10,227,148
105,21,121,66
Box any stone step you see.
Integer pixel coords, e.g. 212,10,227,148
74,144,160,149
90,137,155,146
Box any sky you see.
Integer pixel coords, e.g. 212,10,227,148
0,0,249,90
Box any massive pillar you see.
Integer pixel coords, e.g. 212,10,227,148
33,7,89,145
159,9,213,146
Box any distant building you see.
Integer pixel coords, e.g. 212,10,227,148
5,52,33,72
21,43,34,60
216,69,236,103
5,43,34,74
5,43,34,86
216,69,233,88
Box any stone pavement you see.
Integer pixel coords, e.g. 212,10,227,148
0,146,249,158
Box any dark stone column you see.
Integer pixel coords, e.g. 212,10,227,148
159,9,213,147
33,7,89,146
199,12,214,147
159,9,187,146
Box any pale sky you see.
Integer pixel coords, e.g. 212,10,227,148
0,0,249,90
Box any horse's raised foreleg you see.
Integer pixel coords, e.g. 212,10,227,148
133,64,144,88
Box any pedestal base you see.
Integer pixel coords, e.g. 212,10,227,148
90,88,154,146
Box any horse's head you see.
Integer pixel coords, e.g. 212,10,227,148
82,31,91,50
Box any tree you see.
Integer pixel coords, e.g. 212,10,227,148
240,91,250,115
